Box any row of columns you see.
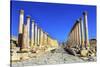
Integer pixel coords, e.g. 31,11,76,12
67,11,89,49
18,9,58,51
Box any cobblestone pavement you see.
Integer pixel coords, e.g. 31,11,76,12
11,47,96,67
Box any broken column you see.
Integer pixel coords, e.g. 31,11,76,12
31,20,35,48
83,11,89,48
22,24,28,51
26,15,31,49
18,9,24,50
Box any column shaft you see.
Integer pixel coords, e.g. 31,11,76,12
31,20,35,48
80,18,85,48
18,9,24,50
34,24,38,46
22,24,28,51
78,22,81,47
83,12,89,48
26,16,30,49
37,27,40,46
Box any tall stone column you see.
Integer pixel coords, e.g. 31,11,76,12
74,27,76,46
22,24,28,51
40,29,43,48
39,28,41,47
37,27,40,46
18,9,24,50
78,22,81,47
80,17,85,48
76,23,78,45
83,11,89,48
72,30,74,47
31,20,35,48
34,24,38,47
26,16,31,49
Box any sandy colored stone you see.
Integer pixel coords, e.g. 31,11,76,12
11,53,20,62
80,49,88,57
20,53,30,60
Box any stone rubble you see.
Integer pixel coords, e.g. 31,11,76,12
11,47,96,67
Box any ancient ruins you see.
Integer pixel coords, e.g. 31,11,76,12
65,11,96,57
11,9,96,65
11,9,58,62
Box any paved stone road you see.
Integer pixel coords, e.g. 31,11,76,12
11,47,96,67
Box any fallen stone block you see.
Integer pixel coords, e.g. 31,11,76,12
80,49,88,57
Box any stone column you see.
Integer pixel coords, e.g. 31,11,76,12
70,32,73,47
73,29,75,45
43,32,45,46
76,24,78,45
80,17,85,48
37,27,40,46
47,34,49,45
26,16,31,49
22,24,28,51
34,24,38,47
71,31,73,44
45,32,48,45
78,22,81,47
69,34,71,46
31,20,35,48
71,30,74,46
39,28,41,47
40,29,43,48
74,27,76,47
83,11,89,48
18,9,24,50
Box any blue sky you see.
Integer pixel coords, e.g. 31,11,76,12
10,1,96,42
